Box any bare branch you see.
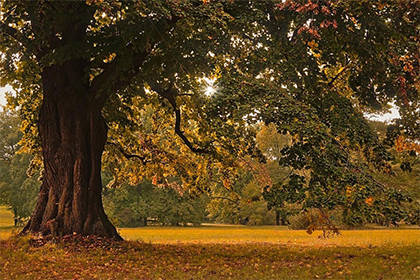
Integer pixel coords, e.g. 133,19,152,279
279,170,293,184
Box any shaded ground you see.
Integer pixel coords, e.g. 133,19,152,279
1,236,419,280
0,207,419,279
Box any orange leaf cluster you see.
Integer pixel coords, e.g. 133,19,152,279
365,197,374,206
395,136,420,153
278,1,335,16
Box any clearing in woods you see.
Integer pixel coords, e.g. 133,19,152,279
0,206,419,279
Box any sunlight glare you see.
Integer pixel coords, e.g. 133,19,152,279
203,77,217,96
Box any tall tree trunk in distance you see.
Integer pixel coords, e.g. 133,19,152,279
275,210,280,226
21,59,121,240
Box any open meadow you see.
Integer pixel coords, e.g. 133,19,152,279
1,207,419,279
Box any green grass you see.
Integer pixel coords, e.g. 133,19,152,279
0,207,419,279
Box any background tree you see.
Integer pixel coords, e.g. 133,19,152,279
369,120,420,226
103,180,208,227
0,110,39,225
257,123,295,225
209,0,418,229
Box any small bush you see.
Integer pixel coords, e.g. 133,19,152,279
288,209,344,230
288,211,312,230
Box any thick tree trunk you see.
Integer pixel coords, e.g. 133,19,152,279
22,61,121,240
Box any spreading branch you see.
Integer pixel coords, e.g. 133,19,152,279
0,22,37,55
151,84,210,154
173,107,208,154
106,141,150,165
90,48,150,108
89,13,182,108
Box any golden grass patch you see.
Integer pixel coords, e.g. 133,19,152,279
119,226,420,247
1,206,419,248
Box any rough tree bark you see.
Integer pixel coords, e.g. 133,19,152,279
21,59,121,240
14,2,123,239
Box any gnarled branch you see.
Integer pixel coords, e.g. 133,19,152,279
151,84,209,154
106,141,150,165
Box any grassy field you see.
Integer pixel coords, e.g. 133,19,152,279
0,206,14,227
0,206,419,279
0,206,15,240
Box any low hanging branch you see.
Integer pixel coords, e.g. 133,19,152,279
173,107,208,154
151,84,210,155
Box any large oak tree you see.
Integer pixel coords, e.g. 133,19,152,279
0,0,418,239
